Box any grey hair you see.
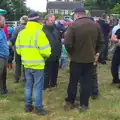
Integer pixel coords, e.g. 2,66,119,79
44,14,54,21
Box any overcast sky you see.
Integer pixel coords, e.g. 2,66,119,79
26,0,55,12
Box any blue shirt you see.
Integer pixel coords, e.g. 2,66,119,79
0,28,9,58
8,27,14,41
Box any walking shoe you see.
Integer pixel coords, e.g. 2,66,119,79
91,94,99,100
3,89,8,94
0,89,8,94
14,80,19,83
25,105,34,112
117,84,120,89
112,80,120,84
14,76,20,83
35,108,48,116
50,86,57,90
79,105,88,112
64,102,76,111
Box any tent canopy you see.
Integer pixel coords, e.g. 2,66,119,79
0,9,7,15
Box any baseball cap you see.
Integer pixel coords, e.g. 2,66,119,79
74,7,85,13
70,7,85,16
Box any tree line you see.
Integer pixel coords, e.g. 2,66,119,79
84,0,120,13
0,0,32,20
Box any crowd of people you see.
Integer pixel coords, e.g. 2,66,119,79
0,7,120,116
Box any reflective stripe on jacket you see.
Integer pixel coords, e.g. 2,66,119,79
15,21,51,70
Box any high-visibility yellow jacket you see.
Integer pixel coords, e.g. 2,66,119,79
15,21,51,70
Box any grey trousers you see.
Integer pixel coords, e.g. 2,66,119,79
0,58,7,91
14,51,25,82
91,65,99,96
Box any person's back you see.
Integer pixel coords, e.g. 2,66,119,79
12,24,26,45
15,12,51,115
16,21,51,69
66,17,102,63
64,7,103,111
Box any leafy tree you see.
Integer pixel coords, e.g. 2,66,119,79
84,0,119,11
0,0,29,20
84,0,98,9
112,3,120,14
96,0,117,11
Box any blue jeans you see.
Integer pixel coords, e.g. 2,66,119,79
24,68,44,111
59,57,67,69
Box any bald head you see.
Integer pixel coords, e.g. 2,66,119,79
0,16,5,28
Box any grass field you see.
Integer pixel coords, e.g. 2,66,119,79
0,63,120,120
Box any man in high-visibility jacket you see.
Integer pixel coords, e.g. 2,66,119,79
15,12,51,116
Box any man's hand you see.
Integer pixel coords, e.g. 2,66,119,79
61,38,64,43
111,35,119,43
116,40,120,46
8,41,12,46
93,53,100,65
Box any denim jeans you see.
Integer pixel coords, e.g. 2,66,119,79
24,68,44,111
59,57,67,69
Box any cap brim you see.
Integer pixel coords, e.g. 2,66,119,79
70,10,90,16
29,18,40,21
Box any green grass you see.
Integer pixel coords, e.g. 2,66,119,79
1,63,120,120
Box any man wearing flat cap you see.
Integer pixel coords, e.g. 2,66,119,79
64,7,103,111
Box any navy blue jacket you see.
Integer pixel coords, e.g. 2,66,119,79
99,19,110,36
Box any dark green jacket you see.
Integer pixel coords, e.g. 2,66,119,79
65,17,104,63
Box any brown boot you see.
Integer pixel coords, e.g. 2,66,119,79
64,102,76,111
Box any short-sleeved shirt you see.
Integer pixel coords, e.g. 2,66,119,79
112,24,120,35
115,28,120,39
114,28,120,49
